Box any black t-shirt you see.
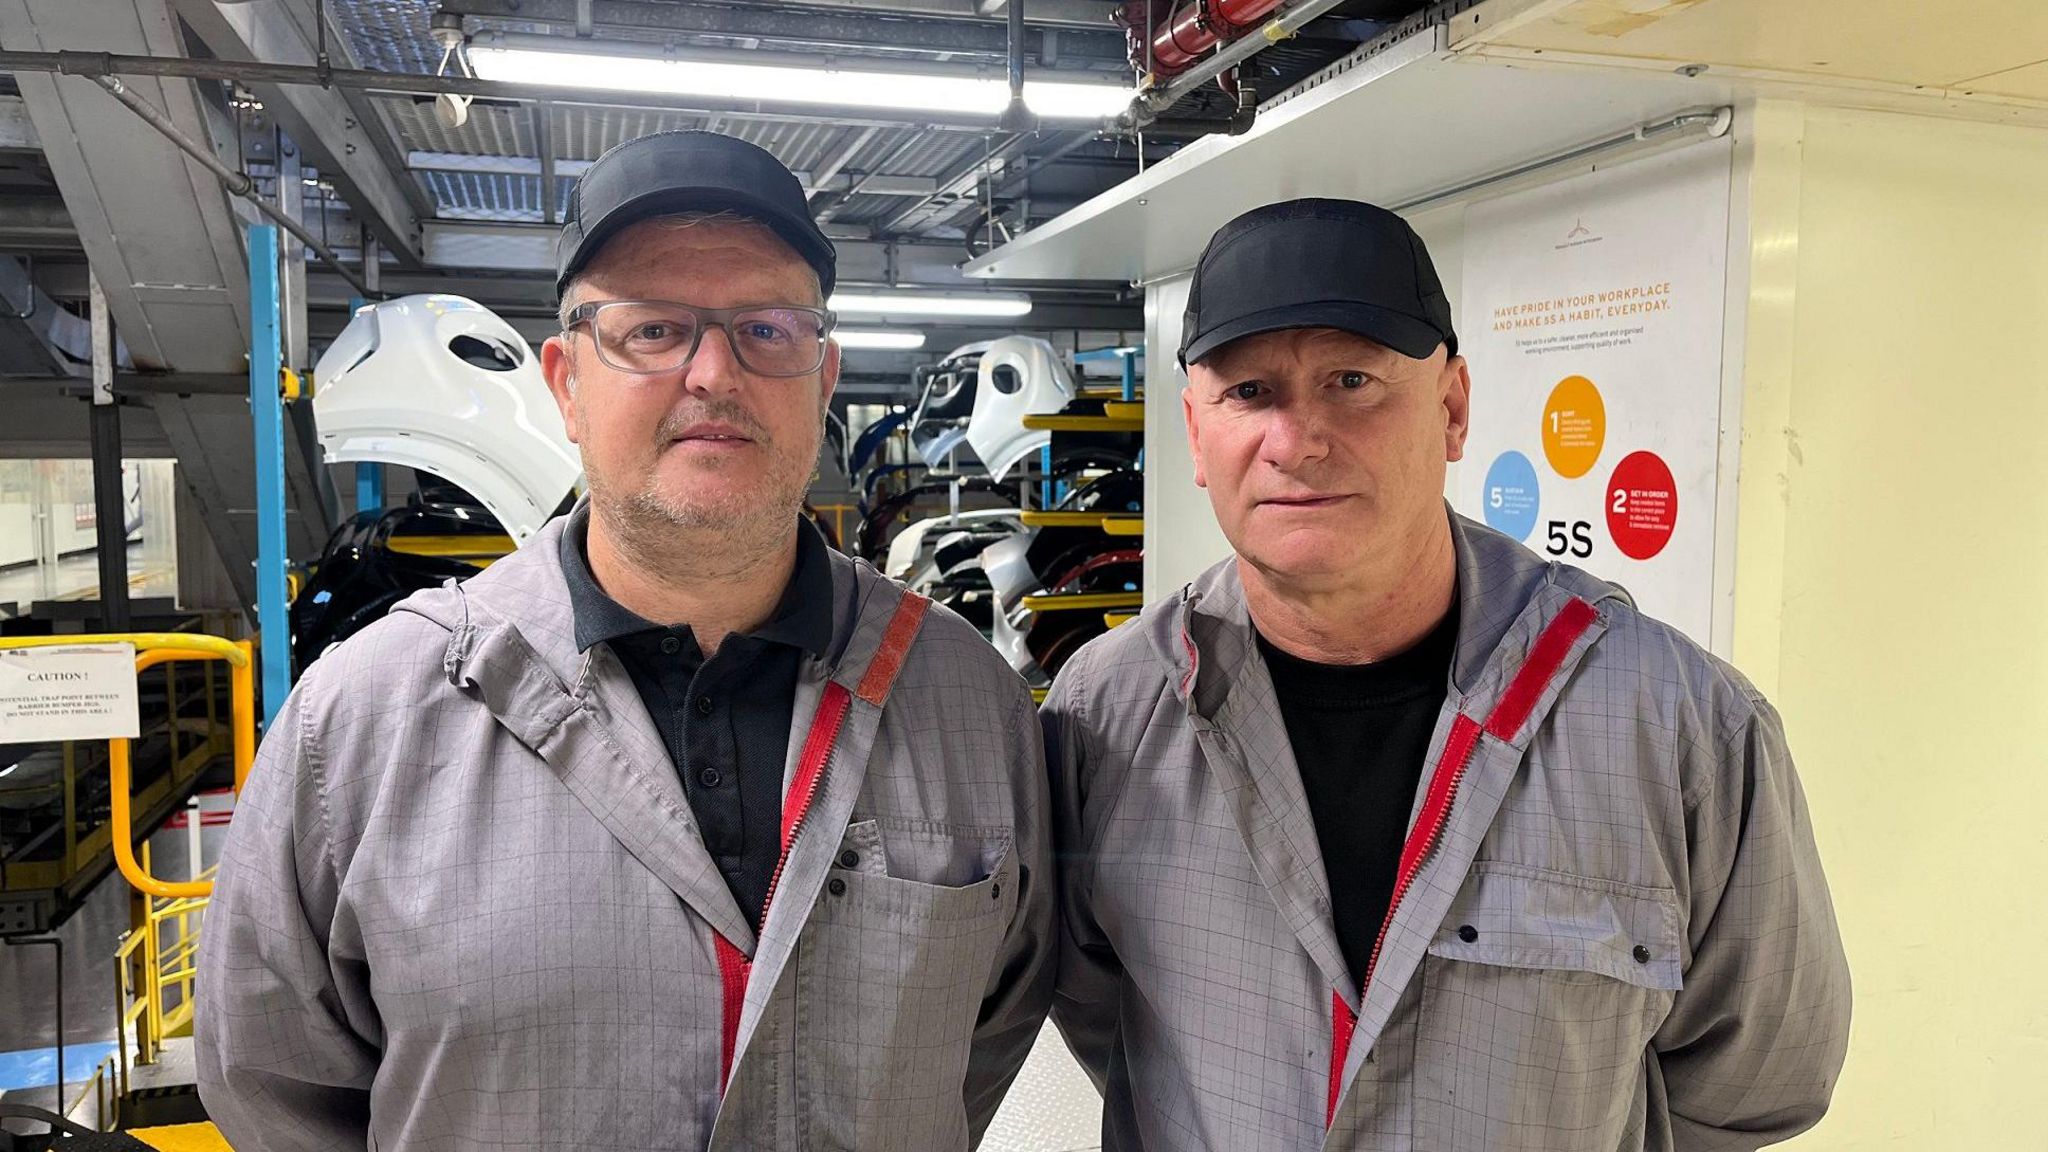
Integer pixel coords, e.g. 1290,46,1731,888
1256,604,1459,990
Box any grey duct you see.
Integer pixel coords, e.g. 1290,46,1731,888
92,76,372,298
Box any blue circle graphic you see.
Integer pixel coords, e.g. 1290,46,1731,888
1482,451,1541,542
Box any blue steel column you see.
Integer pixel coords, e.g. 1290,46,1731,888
356,463,384,515
248,224,290,726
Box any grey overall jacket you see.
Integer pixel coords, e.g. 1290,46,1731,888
1042,512,1850,1151
197,509,1054,1150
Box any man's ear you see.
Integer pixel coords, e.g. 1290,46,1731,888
1442,354,1472,463
820,339,842,410
1183,385,1209,489
541,335,582,445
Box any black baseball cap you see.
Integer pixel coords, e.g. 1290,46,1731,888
555,130,837,298
1180,198,1456,367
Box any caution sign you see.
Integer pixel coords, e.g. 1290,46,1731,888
0,644,140,742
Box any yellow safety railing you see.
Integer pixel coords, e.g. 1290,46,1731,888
0,633,254,899
65,1051,121,1131
113,850,219,1070
809,503,857,551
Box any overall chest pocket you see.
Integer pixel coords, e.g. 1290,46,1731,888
793,818,1016,1151
1415,863,1683,1152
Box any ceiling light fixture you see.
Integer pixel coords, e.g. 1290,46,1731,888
834,330,928,351
829,292,1033,319
467,42,1133,121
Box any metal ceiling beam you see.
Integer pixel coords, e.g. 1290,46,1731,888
147,391,333,608
816,131,933,225
170,0,429,267
808,127,881,201
403,149,936,196
0,199,81,250
0,390,172,459
531,104,560,225
880,130,1043,235
0,94,40,150
922,125,1102,232
407,151,592,178
441,0,1125,42
0,256,93,378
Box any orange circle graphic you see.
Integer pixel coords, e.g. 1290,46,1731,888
1541,375,1606,479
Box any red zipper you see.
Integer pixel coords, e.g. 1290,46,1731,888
768,684,854,912
713,594,929,1095
1324,597,1598,1128
716,680,852,1089
1361,713,1483,1000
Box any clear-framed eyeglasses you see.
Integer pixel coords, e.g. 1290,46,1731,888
564,300,837,379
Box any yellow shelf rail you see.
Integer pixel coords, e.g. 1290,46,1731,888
385,534,516,566
1020,413,1145,432
1021,591,1145,613
1018,511,1144,536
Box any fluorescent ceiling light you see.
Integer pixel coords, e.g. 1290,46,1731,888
829,292,1032,319
469,45,1132,120
836,330,927,351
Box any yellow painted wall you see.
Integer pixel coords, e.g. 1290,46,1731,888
1734,101,2048,1149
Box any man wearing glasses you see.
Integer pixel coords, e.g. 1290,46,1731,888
197,132,1055,1151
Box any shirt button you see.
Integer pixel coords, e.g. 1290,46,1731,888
696,695,714,716
838,849,860,869
828,878,847,897
660,635,681,655
1457,925,1479,943
1633,945,1652,964
698,768,722,788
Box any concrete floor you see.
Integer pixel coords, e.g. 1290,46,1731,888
0,540,174,617
984,1026,1105,1152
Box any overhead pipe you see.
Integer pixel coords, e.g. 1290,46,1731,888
1115,0,1282,80
998,0,1038,131
1111,0,1358,130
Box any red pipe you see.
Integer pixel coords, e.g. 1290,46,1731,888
1116,0,1284,78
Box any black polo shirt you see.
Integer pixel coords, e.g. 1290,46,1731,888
560,514,834,930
